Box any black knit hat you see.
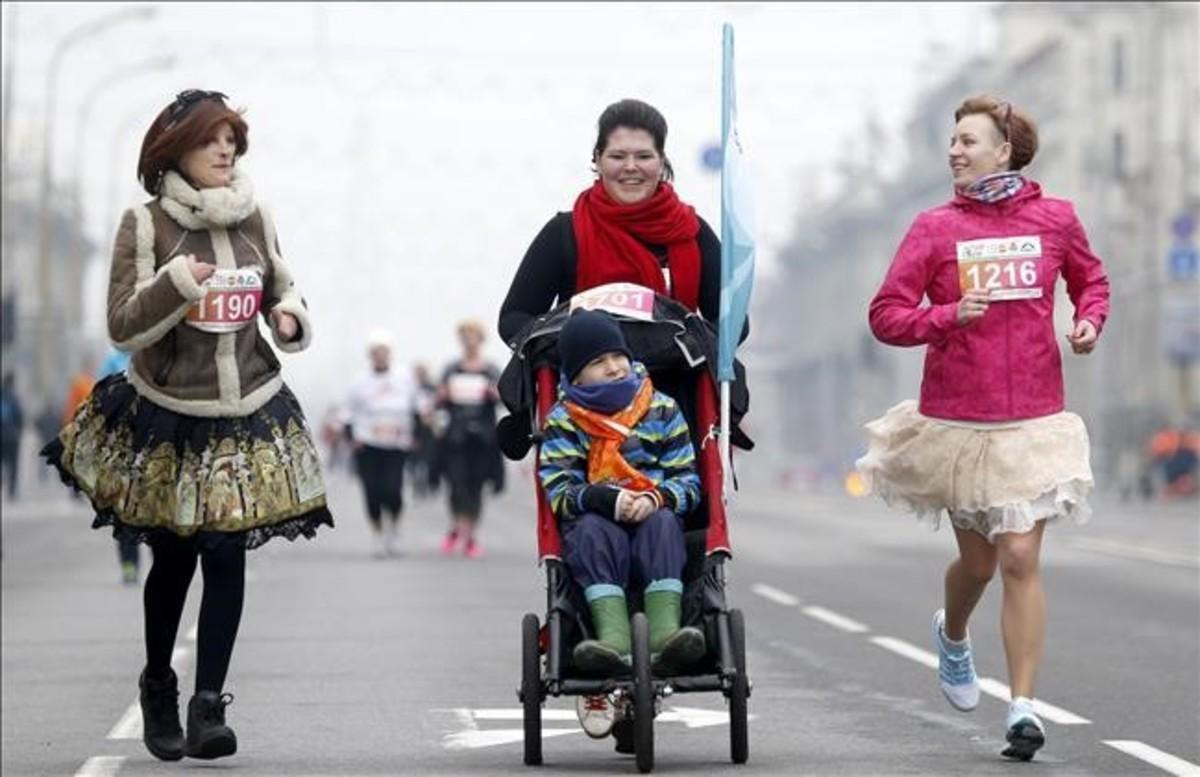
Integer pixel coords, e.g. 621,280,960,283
558,309,632,381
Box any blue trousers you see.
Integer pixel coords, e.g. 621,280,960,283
561,510,687,596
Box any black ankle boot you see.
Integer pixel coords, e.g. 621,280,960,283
139,668,184,761
184,691,237,760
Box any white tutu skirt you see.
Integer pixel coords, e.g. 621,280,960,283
855,400,1093,542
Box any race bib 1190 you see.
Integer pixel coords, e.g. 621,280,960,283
956,236,1043,301
185,267,264,333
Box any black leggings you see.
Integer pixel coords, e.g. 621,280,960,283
144,531,246,694
355,446,406,527
445,444,489,521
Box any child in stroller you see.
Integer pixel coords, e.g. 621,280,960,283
538,309,706,678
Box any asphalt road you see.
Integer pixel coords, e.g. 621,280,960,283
2,464,1198,776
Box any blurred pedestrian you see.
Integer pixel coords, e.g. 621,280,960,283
34,403,61,484
437,320,502,559
318,404,350,472
344,330,417,557
63,357,96,425
40,89,332,763
1,373,25,500
95,347,140,585
857,95,1110,761
408,361,439,499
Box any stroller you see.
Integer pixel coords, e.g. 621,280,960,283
497,284,753,774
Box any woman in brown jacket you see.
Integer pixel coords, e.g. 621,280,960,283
42,90,332,763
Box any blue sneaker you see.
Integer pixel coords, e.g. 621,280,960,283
1001,697,1045,761
932,609,979,711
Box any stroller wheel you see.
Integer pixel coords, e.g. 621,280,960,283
727,608,749,764
521,613,543,766
631,612,655,773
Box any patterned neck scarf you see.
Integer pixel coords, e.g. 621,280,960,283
959,171,1025,203
564,376,656,491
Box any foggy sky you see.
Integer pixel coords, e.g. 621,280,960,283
3,2,995,413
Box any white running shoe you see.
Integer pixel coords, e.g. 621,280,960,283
384,521,400,556
1002,697,1046,761
932,609,980,711
575,694,616,739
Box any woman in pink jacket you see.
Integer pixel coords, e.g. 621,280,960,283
857,95,1109,761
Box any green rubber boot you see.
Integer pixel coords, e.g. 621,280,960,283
573,594,632,675
645,584,706,675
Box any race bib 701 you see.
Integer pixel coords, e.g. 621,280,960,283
185,267,264,333
956,236,1043,301
570,282,655,322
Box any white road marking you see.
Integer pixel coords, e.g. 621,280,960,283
444,728,579,750
1103,740,1200,776
106,703,142,741
74,756,125,777
870,636,940,669
471,708,576,721
468,706,741,728
657,706,756,728
751,583,800,607
186,620,198,641
441,705,750,749
870,636,1090,725
1072,537,1199,569
108,646,192,740
802,605,869,633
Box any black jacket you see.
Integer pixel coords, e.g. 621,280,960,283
498,212,746,347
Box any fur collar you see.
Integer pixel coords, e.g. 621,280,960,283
159,168,256,229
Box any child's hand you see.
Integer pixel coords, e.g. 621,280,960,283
625,494,657,524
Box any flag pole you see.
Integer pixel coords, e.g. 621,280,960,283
719,22,733,506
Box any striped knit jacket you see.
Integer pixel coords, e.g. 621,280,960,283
538,363,701,522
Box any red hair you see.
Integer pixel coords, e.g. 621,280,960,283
954,94,1038,171
137,96,248,195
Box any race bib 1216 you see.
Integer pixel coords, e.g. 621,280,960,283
956,236,1043,301
185,267,264,333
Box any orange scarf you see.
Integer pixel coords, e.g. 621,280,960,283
565,377,656,491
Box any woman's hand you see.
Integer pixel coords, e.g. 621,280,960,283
271,309,299,342
956,290,990,327
1066,319,1098,355
185,255,215,284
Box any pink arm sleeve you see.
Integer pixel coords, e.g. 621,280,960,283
1062,207,1111,334
868,217,959,347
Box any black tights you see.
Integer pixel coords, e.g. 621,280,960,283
144,531,246,694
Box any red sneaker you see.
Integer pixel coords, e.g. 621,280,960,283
440,532,459,556
464,539,483,559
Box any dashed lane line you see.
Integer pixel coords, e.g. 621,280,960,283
869,636,1090,725
74,756,125,777
750,583,800,607
1071,537,1199,569
1103,740,1200,776
801,605,870,633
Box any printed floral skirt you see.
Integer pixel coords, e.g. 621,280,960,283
41,373,333,550
855,399,1093,543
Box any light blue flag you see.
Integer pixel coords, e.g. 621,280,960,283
719,23,756,383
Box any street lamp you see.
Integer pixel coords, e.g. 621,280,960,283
34,4,157,396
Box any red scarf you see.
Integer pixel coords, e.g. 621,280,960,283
572,180,702,310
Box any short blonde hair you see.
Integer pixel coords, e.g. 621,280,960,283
457,319,486,341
